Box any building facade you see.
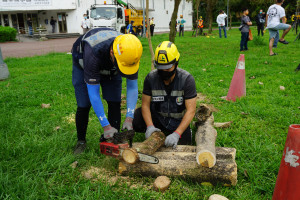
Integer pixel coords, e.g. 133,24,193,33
0,0,192,34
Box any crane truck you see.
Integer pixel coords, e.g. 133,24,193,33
89,0,143,34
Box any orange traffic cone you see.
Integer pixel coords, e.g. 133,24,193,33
226,54,246,101
273,124,300,200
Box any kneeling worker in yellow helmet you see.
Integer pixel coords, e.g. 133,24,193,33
72,28,142,154
132,41,197,148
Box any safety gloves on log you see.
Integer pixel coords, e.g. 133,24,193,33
145,125,161,139
103,125,118,139
165,132,180,148
122,117,133,131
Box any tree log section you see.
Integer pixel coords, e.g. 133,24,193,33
119,144,237,186
195,115,217,168
122,131,165,164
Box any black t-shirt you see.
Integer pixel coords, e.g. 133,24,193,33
143,69,197,99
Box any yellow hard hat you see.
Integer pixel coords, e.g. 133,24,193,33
113,34,143,75
154,41,180,70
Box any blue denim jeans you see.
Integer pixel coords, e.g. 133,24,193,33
240,32,249,51
219,26,227,38
28,26,33,35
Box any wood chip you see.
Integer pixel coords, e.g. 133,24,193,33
241,112,249,115
153,176,171,192
214,121,233,128
202,68,207,71
54,126,60,131
209,194,229,200
264,61,268,64
224,65,229,68
258,81,263,85
219,80,223,82
70,161,78,169
244,169,249,178
249,76,255,79
41,103,51,108
220,96,227,100
280,86,285,90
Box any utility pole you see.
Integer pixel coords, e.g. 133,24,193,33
227,0,229,30
142,0,145,37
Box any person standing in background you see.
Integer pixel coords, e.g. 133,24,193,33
265,0,291,56
81,14,91,34
177,15,186,37
150,17,155,36
27,17,33,36
216,10,227,38
240,8,252,51
50,16,56,33
256,9,266,36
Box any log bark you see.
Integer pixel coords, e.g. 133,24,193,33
122,131,165,164
119,144,237,186
195,115,217,168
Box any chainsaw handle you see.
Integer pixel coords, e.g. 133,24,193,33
100,134,107,142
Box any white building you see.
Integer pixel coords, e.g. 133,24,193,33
0,0,192,35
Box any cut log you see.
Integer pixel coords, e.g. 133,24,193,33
153,176,171,192
194,104,213,123
119,144,237,186
214,121,233,129
122,131,165,164
209,194,229,200
195,115,217,168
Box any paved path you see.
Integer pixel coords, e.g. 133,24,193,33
1,37,77,59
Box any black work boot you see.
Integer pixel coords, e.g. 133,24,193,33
73,140,86,155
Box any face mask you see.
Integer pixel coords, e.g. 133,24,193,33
260,12,262,14
84,17,87,19
158,65,177,81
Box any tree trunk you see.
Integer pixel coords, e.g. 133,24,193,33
146,0,155,70
119,144,237,186
122,131,165,164
206,0,213,34
229,14,232,30
169,0,182,43
195,115,217,168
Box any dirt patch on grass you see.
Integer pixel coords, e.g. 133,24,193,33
196,93,207,102
63,113,75,124
81,166,152,189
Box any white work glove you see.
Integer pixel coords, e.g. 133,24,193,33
103,125,118,139
165,132,180,148
145,125,161,139
122,117,133,131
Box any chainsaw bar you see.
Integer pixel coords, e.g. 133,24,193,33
137,152,159,164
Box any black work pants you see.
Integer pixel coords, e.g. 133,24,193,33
179,26,184,37
132,108,192,145
150,25,154,36
257,24,264,36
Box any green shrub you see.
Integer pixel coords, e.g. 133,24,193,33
253,35,266,46
0,26,17,42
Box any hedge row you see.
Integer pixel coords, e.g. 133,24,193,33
0,26,17,43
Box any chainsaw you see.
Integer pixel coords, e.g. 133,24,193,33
99,130,159,164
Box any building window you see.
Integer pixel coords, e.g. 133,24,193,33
164,0,165,10
78,0,80,7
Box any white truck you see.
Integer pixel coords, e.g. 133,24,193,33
89,3,127,33
88,0,143,34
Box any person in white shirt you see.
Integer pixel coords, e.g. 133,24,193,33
81,14,91,34
265,0,291,56
216,10,227,38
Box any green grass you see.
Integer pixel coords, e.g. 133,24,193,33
0,29,299,199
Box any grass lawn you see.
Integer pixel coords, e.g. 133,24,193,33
0,29,299,199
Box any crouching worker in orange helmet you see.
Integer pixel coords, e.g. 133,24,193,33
132,41,197,148
71,28,142,154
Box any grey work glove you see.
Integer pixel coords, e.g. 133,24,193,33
145,125,161,139
122,117,133,131
103,125,118,139
165,132,180,148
